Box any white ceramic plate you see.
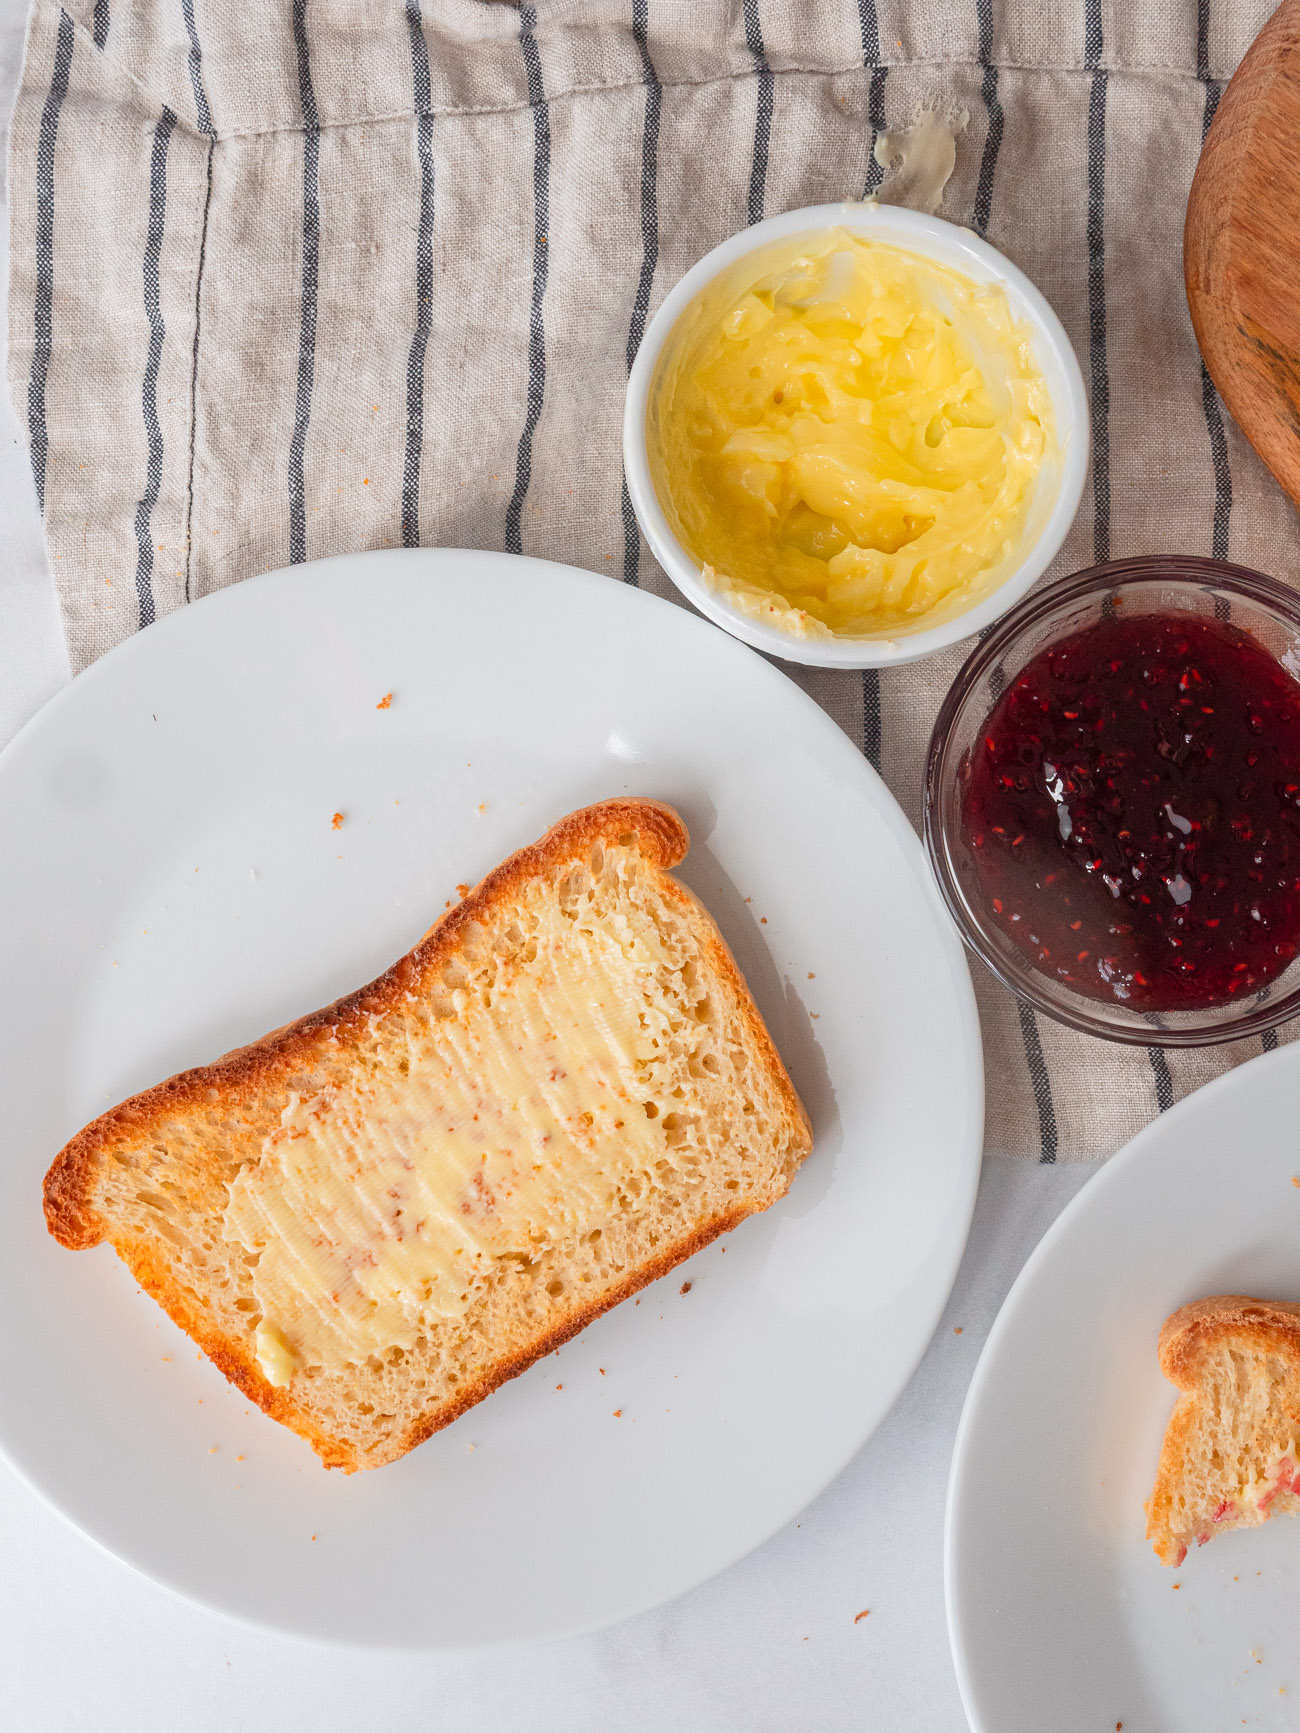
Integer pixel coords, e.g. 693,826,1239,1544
0,550,982,1648
947,1043,1300,1732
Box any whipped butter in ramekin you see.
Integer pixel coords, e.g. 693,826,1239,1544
624,204,1088,671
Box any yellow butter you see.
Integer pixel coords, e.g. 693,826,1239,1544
222,891,682,1375
253,1320,298,1388
648,228,1054,639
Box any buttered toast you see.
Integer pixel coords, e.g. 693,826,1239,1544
44,799,812,1470
1146,1296,1300,1564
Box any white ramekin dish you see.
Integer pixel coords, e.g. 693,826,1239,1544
623,201,1089,670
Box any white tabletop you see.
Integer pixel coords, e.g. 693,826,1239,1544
0,9,1101,1723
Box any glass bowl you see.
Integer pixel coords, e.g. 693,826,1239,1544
925,556,1300,1046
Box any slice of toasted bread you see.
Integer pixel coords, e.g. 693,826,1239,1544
1146,1295,1300,1564
44,799,812,1470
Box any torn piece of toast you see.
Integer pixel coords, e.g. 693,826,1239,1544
44,799,812,1470
1146,1295,1300,1564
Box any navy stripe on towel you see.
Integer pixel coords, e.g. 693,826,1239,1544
1196,1,1232,562
1151,1043,1174,1110
28,9,76,514
182,0,214,136
1197,0,1222,131
1084,12,1110,566
92,0,109,48
973,0,1003,237
861,673,881,772
857,0,888,197
132,107,178,630
1017,1000,1058,1163
287,0,320,566
505,6,552,556
180,0,215,602
742,0,771,225
1200,363,1232,563
620,0,661,587
402,0,436,549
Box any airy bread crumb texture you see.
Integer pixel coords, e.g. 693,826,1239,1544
44,800,811,1470
1146,1296,1300,1565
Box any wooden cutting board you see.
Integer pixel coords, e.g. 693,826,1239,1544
1186,0,1300,508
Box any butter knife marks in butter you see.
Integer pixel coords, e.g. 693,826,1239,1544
223,882,689,1373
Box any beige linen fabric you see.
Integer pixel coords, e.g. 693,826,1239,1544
6,0,1296,1159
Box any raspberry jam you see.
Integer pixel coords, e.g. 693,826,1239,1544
961,607,1300,1012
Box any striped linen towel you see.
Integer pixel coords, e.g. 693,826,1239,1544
6,0,1293,1161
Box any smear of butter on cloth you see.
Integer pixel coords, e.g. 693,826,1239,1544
872,107,970,215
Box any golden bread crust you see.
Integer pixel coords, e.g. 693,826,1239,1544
1157,1295,1300,1384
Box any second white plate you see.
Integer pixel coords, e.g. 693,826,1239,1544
0,550,982,1647
948,1042,1300,1731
